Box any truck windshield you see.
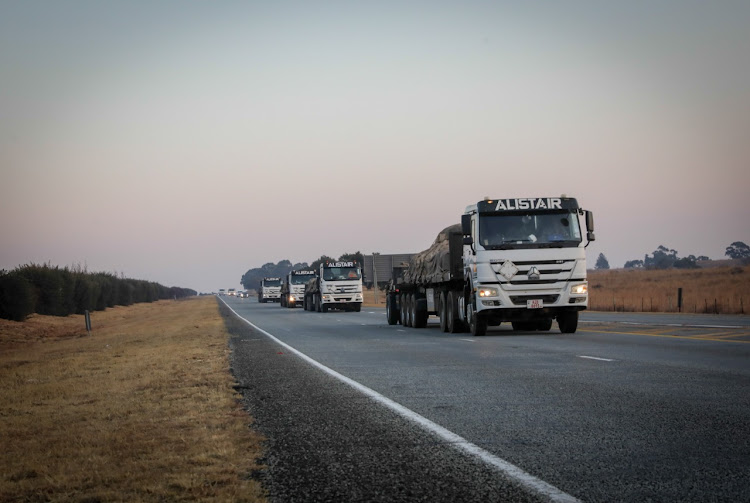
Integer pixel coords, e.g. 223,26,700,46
264,279,281,287
323,267,362,281
479,211,582,249
291,274,316,285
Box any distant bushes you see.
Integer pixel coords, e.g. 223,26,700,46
0,263,196,322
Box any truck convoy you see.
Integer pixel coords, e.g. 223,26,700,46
303,261,363,312
280,269,317,308
258,277,282,303
385,197,595,336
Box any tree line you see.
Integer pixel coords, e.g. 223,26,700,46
594,241,750,270
240,252,365,291
0,263,196,322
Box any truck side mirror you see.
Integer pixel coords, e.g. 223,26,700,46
461,214,475,252
585,211,595,242
461,214,471,235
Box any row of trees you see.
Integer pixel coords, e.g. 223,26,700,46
0,263,196,322
240,252,365,291
595,241,749,270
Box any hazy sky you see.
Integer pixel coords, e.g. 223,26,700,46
2,1,749,293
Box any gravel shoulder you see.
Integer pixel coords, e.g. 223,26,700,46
222,303,545,503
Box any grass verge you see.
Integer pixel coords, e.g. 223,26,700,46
0,296,265,502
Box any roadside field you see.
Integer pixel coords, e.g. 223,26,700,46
0,296,265,502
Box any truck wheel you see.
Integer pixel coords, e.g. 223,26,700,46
386,295,399,325
446,291,461,333
399,293,408,326
414,294,428,328
558,312,578,333
321,302,328,313
353,304,361,313
438,291,449,332
404,294,412,327
537,318,553,331
468,302,488,336
315,294,321,312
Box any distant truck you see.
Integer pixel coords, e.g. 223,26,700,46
280,269,317,308
258,277,282,303
303,261,363,312
385,197,595,335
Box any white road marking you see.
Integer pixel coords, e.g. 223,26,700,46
584,320,743,329
578,355,615,362
459,338,476,343
222,299,581,503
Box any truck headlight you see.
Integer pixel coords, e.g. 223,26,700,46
570,283,588,295
477,287,498,297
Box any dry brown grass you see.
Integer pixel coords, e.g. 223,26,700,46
589,265,750,314
0,296,265,502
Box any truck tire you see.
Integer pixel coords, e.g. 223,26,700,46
399,293,408,326
353,304,361,313
414,294,428,328
446,291,461,333
537,318,553,331
386,295,399,325
438,291,449,332
315,294,321,312
468,301,488,336
405,294,413,327
557,312,578,333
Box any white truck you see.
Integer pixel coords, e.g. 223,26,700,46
280,269,317,308
386,197,595,335
303,261,363,312
258,277,282,303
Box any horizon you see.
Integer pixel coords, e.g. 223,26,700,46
2,1,749,293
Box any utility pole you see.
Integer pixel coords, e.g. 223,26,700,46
372,253,379,304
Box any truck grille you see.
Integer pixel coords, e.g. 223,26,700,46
492,259,575,286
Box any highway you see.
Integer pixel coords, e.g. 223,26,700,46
221,296,750,502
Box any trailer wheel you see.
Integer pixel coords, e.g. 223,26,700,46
438,291,449,332
414,294,428,328
386,295,399,325
399,293,408,326
557,312,578,333
404,294,413,327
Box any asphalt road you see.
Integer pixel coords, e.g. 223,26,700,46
221,296,750,502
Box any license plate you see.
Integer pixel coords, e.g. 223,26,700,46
527,299,543,309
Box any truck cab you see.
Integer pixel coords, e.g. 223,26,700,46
305,261,363,312
281,270,317,308
460,197,595,334
258,277,282,303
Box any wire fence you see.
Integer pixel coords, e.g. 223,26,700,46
589,296,745,314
